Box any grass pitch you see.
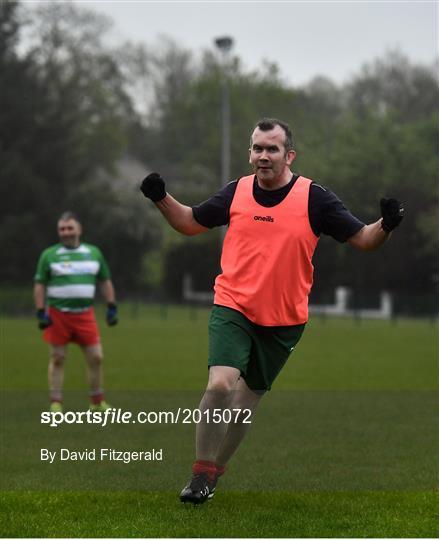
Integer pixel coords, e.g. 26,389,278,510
1,305,438,537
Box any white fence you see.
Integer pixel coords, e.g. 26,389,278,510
183,275,393,320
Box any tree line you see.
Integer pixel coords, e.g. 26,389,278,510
1,1,437,305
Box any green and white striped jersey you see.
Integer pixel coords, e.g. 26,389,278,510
34,243,111,312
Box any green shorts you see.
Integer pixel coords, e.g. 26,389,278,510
208,305,305,391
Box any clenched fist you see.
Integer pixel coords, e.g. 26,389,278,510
140,172,167,203
380,198,404,233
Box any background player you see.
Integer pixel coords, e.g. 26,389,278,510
140,118,404,504
34,211,118,412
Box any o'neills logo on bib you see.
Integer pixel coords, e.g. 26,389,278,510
253,215,274,222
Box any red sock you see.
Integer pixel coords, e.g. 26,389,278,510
215,464,226,477
50,391,62,403
90,392,104,405
192,460,217,483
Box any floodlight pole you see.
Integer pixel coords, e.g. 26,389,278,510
214,36,234,242
221,69,230,190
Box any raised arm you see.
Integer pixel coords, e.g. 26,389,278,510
348,219,389,251
348,198,404,251
140,173,208,236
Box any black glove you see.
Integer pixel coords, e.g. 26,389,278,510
140,172,166,202
36,309,52,330
380,198,404,233
106,303,118,326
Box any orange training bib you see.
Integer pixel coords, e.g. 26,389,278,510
214,175,319,326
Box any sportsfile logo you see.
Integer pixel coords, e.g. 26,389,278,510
253,215,274,222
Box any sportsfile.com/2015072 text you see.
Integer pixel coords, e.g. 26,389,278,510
40,408,253,428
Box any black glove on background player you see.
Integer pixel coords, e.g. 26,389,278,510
140,172,167,202
380,198,404,233
106,303,118,326
36,309,52,330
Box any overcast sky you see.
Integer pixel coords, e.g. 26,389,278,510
79,0,438,86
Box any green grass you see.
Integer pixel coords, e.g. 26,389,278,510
1,491,438,538
3,305,437,391
1,305,438,537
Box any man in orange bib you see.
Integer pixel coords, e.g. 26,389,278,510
140,118,404,504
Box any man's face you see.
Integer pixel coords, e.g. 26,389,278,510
57,219,81,248
249,125,296,186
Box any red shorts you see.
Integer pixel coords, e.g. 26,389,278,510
43,307,100,346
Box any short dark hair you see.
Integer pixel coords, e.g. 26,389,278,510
58,211,81,224
253,118,293,152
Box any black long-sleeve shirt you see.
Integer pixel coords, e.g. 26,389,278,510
192,174,365,242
